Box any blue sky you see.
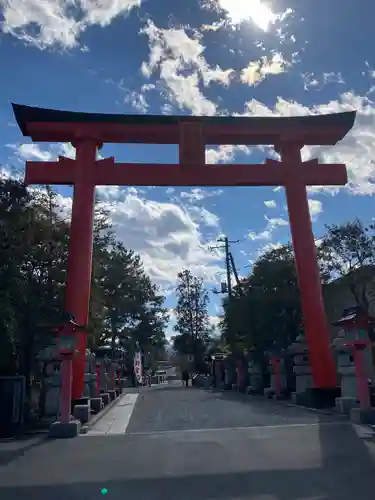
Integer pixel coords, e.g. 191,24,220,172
1,0,375,336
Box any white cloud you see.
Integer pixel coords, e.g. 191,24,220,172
248,215,288,241
264,200,277,208
140,20,233,115
238,92,375,196
308,199,323,220
7,142,103,165
206,144,250,164
123,90,149,113
1,0,143,49
96,187,222,285
241,53,290,86
180,188,223,202
248,230,272,241
265,216,288,228
187,206,220,228
7,143,54,162
301,72,320,91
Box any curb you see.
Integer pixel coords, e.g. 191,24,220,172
208,385,347,418
80,391,134,434
271,398,348,418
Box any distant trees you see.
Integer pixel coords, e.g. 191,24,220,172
219,218,375,355
220,244,301,355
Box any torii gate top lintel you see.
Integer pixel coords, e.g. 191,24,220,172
12,103,356,147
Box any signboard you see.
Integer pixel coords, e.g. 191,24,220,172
133,352,143,384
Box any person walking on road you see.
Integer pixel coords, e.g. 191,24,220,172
182,369,189,387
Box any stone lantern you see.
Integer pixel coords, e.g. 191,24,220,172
49,317,85,438
288,333,312,405
332,306,375,424
246,347,264,395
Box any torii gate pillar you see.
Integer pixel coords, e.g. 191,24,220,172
280,142,337,393
64,139,98,400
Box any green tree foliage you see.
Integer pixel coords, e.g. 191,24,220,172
318,219,375,280
318,219,375,311
0,177,168,393
220,219,375,355
172,269,212,368
220,244,302,355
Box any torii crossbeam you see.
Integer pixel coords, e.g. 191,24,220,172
12,103,356,406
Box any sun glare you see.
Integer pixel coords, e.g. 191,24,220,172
218,0,277,31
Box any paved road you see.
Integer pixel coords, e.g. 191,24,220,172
1,383,375,500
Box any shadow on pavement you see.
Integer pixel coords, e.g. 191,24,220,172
1,462,375,500
202,386,344,420
319,421,375,488
0,435,49,466
204,387,336,418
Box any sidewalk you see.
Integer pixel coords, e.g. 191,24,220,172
84,391,139,436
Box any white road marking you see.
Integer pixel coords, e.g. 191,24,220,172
124,420,350,437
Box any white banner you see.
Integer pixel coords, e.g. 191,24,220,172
133,351,143,384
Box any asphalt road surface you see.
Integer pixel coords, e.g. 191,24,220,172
1,382,375,500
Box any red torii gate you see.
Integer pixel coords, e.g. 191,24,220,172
12,103,356,403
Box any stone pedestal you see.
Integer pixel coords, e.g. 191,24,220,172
247,353,264,395
90,397,103,413
108,389,117,401
83,372,97,398
96,359,110,392
333,342,358,414
101,392,110,405
289,335,313,406
50,419,81,438
84,350,97,398
44,371,61,417
73,404,90,424
37,346,62,418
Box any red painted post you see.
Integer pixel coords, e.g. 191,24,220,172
280,143,336,389
59,357,73,424
65,139,98,400
352,344,371,409
273,356,281,396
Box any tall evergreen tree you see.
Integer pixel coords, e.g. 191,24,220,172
172,269,210,367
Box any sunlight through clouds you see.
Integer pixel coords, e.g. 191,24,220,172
218,0,277,30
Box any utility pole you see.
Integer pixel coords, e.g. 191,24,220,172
209,236,240,353
224,236,232,298
215,236,239,297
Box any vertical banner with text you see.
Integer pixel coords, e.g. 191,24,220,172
133,352,143,385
